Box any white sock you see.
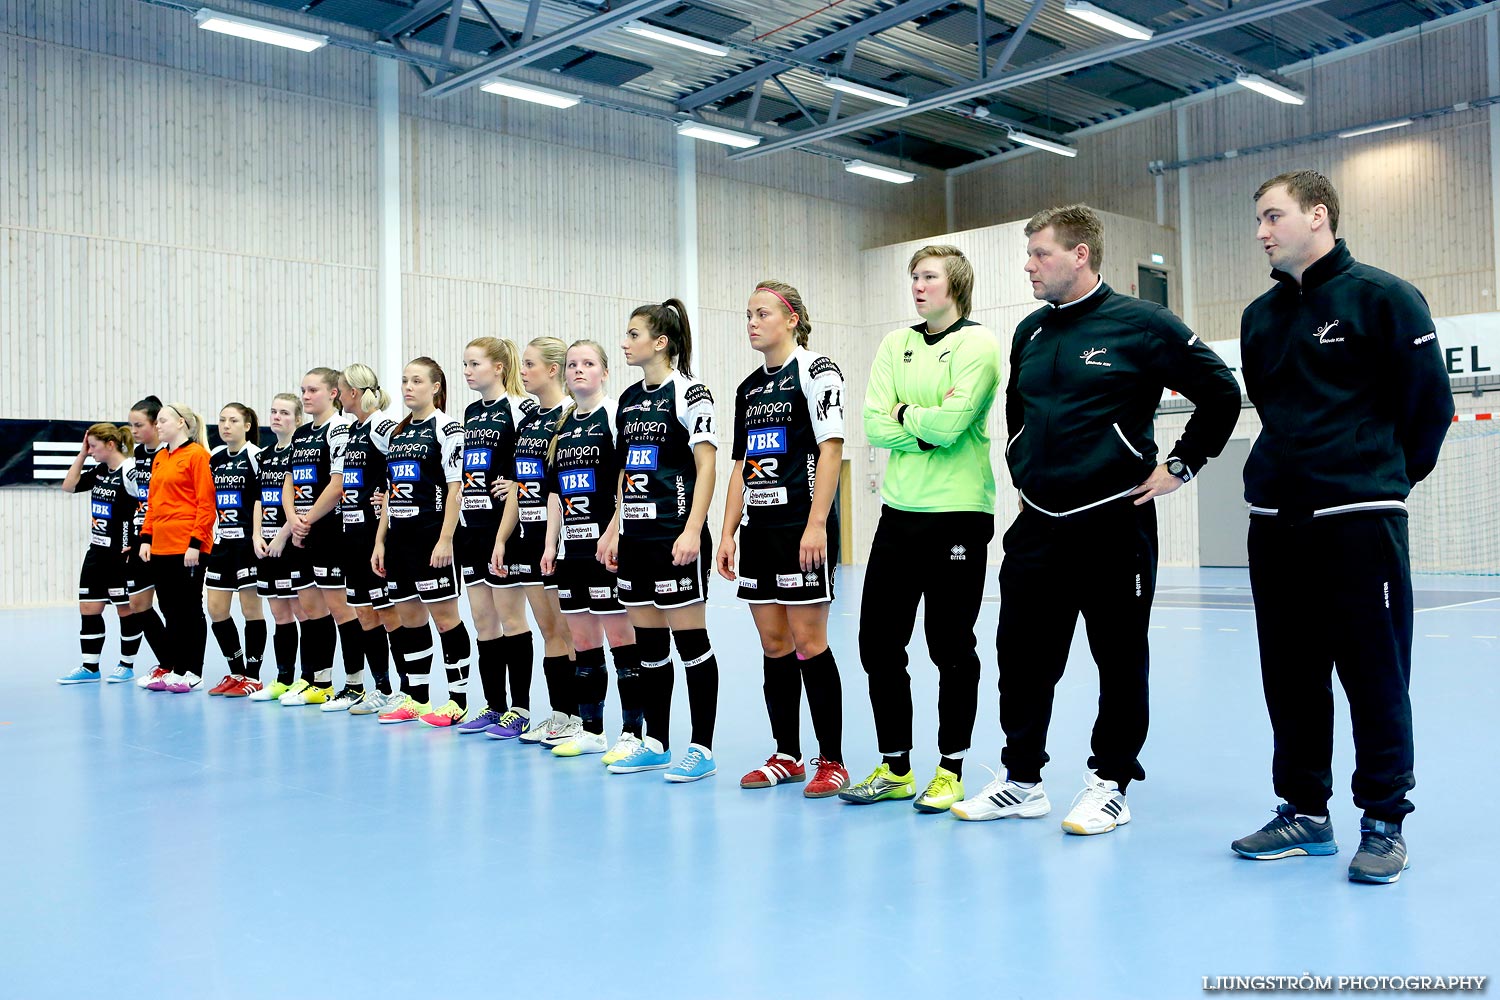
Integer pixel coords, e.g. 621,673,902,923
1297,813,1328,823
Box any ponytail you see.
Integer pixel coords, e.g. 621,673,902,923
165,402,208,445
629,298,695,378
341,363,391,415
753,280,813,347
395,357,448,437
86,422,133,455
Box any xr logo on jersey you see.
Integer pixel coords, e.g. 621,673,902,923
745,458,779,480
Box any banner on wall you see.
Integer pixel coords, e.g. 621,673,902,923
0,419,278,488
1165,312,1500,402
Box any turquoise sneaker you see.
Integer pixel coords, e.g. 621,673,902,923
607,737,672,774
664,744,717,783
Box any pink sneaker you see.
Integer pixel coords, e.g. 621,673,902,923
378,697,429,725
146,670,173,691
165,672,201,693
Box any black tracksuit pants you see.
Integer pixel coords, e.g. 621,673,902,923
858,506,994,758
1248,511,1415,823
997,499,1157,788
153,553,208,676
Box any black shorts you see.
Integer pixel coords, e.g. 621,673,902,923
205,539,259,592
301,520,344,590
555,557,625,615
503,525,549,588
79,545,130,605
257,535,312,600
616,528,711,610
458,520,505,589
342,527,391,609
385,525,462,604
736,523,838,605
125,545,153,595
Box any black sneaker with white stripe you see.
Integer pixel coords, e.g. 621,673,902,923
1231,803,1337,860
952,769,1051,821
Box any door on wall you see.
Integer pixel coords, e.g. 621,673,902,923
838,459,852,564
1138,265,1169,308
1197,437,1251,567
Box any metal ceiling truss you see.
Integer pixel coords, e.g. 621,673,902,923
727,0,1339,160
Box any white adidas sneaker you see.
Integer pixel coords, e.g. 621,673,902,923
1060,770,1131,835
951,768,1051,821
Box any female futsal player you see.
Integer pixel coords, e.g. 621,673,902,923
205,404,267,697
249,394,310,701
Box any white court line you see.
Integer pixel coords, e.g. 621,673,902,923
1217,627,1239,632
1183,626,1201,631
1423,634,1449,638
1415,596,1500,613
1475,634,1498,639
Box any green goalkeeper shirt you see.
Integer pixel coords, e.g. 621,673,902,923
863,317,1001,515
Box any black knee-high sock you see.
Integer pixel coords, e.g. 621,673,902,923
80,613,106,668
137,606,170,666
574,646,608,734
336,618,365,691
476,637,507,712
273,621,299,685
763,650,802,759
300,616,335,687
244,618,267,676
504,632,534,712
210,619,245,674
439,624,473,710
541,654,573,717
364,625,392,694
118,613,144,667
401,623,434,703
799,647,844,763
636,626,673,750
673,628,718,751
612,642,644,738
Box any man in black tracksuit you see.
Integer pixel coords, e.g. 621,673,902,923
952,204,1240,833
1230,171,1452,884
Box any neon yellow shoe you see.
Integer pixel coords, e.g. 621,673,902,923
914,766,965,814
419,700,467,728
249,680,290,702
837,763,917,804
602,731,643,765
553,730,608,757
277,679,313,706
301,685,333,705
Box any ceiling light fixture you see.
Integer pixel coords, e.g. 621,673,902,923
621,21,730,57
1234,72,1306,105
1063,1,1155,41
193,9,327,51
844,159,916,183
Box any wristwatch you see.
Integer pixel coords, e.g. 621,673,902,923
1166,457,1193,483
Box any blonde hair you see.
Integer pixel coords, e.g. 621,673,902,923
547,340,610,465
906,244,975,318
86,422,133,454
468,337,525,397
341,363,391,415
752,280,813,347
528,336,568,390
271,392,304,428
163,403,208,445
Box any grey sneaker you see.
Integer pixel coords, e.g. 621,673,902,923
1232,803,1338,860
543,716,584,748
349,689,400,716
519,711,567,745
837,762,917,804
1348,818,1409,884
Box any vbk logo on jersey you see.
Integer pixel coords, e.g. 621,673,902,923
261,488,282,506
388,461,420,482
745,427,787,456
290,465,318,485
624,446,659,470
91,500,113,519
465,448,492,470
217,491,242,509
343,468,365,489
559,470,595,495
515,458,543,480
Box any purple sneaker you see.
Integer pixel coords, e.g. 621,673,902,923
484,709,530,740
165,672,201,694
456,706,504,734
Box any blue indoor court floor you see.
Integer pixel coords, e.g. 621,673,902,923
2,566,1496,1000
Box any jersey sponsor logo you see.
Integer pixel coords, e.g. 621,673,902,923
684,383,713,406
261,488,282,506
628,421,670,438
746,488,788,506
624,473,649,495
903,349,914,363
463,471,487,492
465,448,492,470
219,526,245,540
655,579,679,594
777,374,796,391
738,576,758,590
588,586,612,600
745,457,779,481
1315,319,1344,344
745,427,787,456
622,502,656,520
624,446,659,470
1413,331,1437,347
462,496,493,511
343,509,367,524
388,461,421,482
816,386,842,421
519,507,547,523
559,469,596,495
808,356,842,379
562,495,591,517
291,465,318,484
343,468,365,489
216,491,242,509
416,578,439,592
1081,348,1112,367
776,573,803,589
693,414,713,435
448,442,464,468
91,500,113,519
515,458,543,479
565,524,601,541
745,399,792,421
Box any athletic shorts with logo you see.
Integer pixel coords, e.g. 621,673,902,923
302,522,344,589
80,546,130,606
342,526,391,609
505,525,549,587
736,523,838,605
257,543,311,599
205,539,259,592
457,520,507,589
555,556,625,615
385,525,461,604
616,527,711,609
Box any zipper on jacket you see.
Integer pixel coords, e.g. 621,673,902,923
1113,423,1143,459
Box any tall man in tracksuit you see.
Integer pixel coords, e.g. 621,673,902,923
1229,171,1452,884
952,205,1241,834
